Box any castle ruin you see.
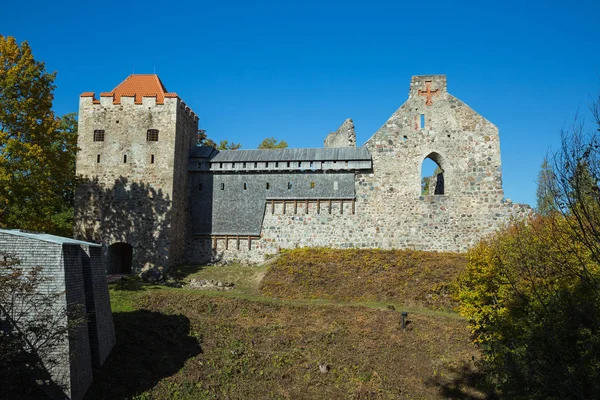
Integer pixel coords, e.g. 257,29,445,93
74,74,529,272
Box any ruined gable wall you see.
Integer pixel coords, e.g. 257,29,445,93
74,95,181,269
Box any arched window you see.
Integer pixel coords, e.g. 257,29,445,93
421,152,446,195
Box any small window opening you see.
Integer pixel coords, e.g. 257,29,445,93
219,162,223,168
93,130,105,142
243,162,247,168
310,182,315,189
254,162,258,168
147,129,159,141
420,114,425,129
298,162,302,168
403,135,408,141
275,162,279,168
447,134,451,138
266,182,270,190
97,154,101,163
243,183,247,190
123,154,127,163
116,120,119,124
288,182,292,190
220,183,225,190
287,161,290,168
199,183,203,191
150,154,155,164
310,161,314,168
232,162,236,168
266,162,269,168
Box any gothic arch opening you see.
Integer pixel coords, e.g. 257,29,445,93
421,152,446,195
108,242,133,274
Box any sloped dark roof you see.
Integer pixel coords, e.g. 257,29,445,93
190,146,371,162
190,146,219,159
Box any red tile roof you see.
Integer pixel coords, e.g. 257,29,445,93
81,75,178,105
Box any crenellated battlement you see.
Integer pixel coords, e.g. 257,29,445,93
79,91,198,122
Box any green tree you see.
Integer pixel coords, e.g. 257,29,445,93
457,92,600,399
258,137,288,149
197,130,242,150
217,140,242,150
0,36,77,235
535,157,556,215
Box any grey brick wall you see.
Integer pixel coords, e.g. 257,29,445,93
0,232,115,400
81,245,115,366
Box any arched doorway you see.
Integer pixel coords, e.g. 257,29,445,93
421,152,446,195
108,242,133,274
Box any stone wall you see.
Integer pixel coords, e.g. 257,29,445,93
80,245,115,367
324,118,357,148
74,93,198,270
185,75,531,263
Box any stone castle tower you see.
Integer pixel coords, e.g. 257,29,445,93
74,75,198,272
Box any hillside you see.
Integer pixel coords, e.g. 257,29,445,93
85,249,492,400
260,248,466,311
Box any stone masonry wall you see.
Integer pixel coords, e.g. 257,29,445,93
324,118,357,148
74,94,198,270
186,75,531,263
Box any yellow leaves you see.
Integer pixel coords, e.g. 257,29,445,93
0,36,76,234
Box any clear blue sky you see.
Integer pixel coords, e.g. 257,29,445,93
3,0,600,206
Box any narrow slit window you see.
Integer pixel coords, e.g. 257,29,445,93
146,129,159,141
96,154,101,163
243,162,247,168
219,162,223,169
243,183,247,190
288,182,292,190
298,162,302,168
310,161,314,168
266,182,270,189
287,161,290,168
150,154,155,164
254,162,258,168
93,130,105,142
275,162,279,168
123,154,127,163
266,162,269,168
220,183,225,190
420,114,425,129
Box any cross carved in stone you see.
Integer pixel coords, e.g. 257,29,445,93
418,81,439,106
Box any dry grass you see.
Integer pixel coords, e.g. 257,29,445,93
85,249,492,400
260,248,467,310
88,290,490,400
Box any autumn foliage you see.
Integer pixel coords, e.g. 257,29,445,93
457,94,600,399
0,36,77,235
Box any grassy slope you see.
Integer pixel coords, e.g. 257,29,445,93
261,248,467,311
85,249,492,400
